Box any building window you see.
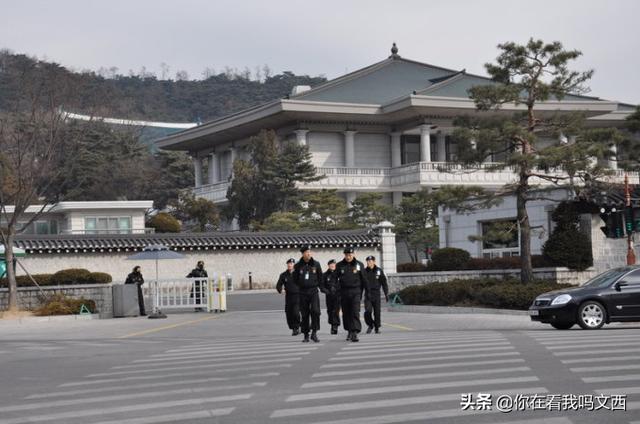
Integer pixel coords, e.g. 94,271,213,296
480,219,519,258
16,220,58,235
401,135,420,164
84,217,132,234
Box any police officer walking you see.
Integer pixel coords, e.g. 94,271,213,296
276,258,301,336
363,255,389,334
187,261,208,312
293,246,323,343
337,246,366,342
320,259,340,335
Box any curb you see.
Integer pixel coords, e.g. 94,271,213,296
387,304,529,316
0,313,101,324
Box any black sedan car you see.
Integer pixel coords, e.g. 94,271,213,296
529,266,640,330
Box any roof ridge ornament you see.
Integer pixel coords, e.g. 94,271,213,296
390,42,400,59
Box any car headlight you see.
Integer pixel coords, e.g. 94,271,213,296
551,294,572,305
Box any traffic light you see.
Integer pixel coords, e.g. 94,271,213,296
626,206,634,235
600,210,626,239
613,211,625,238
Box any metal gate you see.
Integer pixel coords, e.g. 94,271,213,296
143,276,228,313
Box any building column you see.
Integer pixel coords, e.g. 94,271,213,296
392,192,403,207
390,132,402,167
193,156,203,188
208,152,219,185
436,132,446,162
344,130,356,167
609,143,618,170
294,129,309,146
420,125,432,162
229,146,237,178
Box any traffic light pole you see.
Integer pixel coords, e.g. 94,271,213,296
625,173,636,265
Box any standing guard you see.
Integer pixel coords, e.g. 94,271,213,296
363,255,389,334
187,261,208,312
320,259,341,335
337,246,366,342
293,246,323,343
276,258,301,335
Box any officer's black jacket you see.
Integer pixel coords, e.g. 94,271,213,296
336,258,366,291
187,267,208,278
320,270,340,295
363,265,389,296
293,257,323,290
125,272,144,286
276,270,299,294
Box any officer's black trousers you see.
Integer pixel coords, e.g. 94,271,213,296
364,291,382,329
284,292,301,330
136,284,146,315
325,293,341,326
340,289,362,333
299,289,320,333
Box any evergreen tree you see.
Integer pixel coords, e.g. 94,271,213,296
452,38,615,283
542,202,593,271
348,192,397,228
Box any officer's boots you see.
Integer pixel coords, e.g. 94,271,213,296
350,332,359,342
331,325,338,335
310,331,319,343
302,333,310,343
375,327,381,334
366,325,373,334
292,328,300,336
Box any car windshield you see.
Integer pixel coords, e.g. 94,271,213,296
580,269,629,288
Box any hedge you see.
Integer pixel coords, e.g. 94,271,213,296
398,278,573,310
0,268,112,288
398,255,554,273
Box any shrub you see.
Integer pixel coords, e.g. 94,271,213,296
396,263,429,273
428,248,471,271
398,278,574,310
33,294,97,316
148,212,181,233
88,272,112,284
50,269,92,285
0,274,53,288
465,255,553,270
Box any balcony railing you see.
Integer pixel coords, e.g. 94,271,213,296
192,162,640,200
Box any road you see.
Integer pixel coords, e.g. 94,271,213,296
0,291,639,424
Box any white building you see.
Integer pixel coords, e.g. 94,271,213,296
2,201,154,235
156,44,636,229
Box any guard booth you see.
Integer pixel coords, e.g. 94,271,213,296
0,245,26,279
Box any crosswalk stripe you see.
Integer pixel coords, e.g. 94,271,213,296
61,364,293,387
166,342,294,352
553,348,640,357
320,351,520,369
287,376,540,401
547,341,640,350
271,386,548,418
560,355,640,365
536,336,640,345
150,344,321,358
583,374,640,383
25,372,279,400
341,335,507,349
336,341,512,356
312,358,525,378
570,364,640,373
340,338,509,351
301,366,531,389
0,394,252,424
137,346,318,362
594,386,640,395
329,345,515,361
90,408,235,424
0,383,266,413
112,352,311,370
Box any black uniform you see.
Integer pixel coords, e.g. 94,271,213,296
363,265,389,330
187,266,208,307
124,271,146,316
320,269,341,329
293,257,323,334
336,258,366,334
276,270,300,331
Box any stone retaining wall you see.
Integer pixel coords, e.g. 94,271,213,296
387,267,598,292
0,284,113,318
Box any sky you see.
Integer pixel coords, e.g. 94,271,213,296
2,0,639,105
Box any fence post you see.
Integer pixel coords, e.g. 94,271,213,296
376,221,397,275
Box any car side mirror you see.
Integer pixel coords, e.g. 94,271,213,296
615,281,629,291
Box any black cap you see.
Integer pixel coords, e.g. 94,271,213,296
286,258,295,264
366,255,376,261
299,245,311,253
343,246,354,254
327,259,336,265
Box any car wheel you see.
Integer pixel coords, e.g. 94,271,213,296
577,301,606,330
551,322,574,330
